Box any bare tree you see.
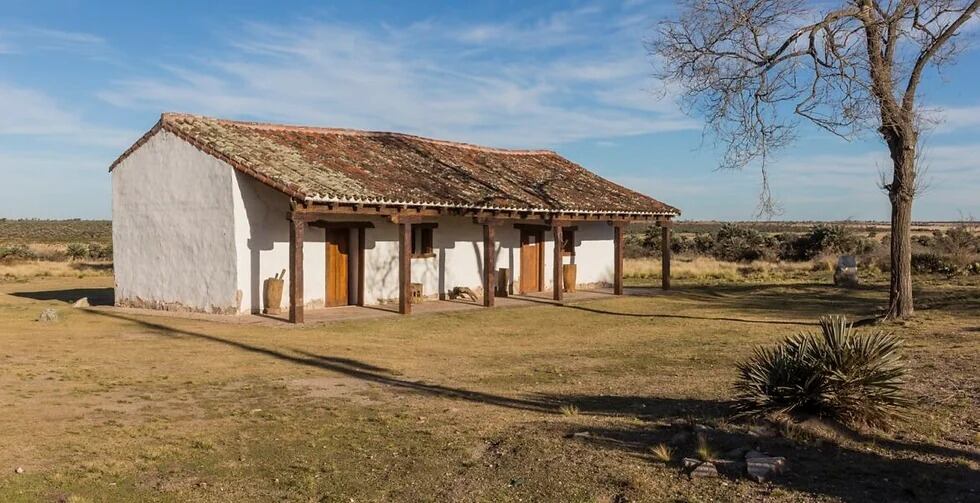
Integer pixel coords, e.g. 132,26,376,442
650,0,979,319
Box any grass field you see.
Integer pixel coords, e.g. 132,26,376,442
0,272,977,502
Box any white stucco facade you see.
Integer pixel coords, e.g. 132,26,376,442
113,131,615,314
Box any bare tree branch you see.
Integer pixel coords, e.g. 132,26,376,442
650,0,978,318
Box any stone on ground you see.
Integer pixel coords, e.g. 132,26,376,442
73,297,90,308
37,308,59,322
746,456,787,482
689,461,719,478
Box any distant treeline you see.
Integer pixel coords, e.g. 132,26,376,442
627,222,980,276
0,219,112,245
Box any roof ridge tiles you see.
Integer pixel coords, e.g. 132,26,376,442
161,112,557,157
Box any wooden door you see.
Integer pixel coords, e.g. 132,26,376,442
519,229,543,293
325,229,350,307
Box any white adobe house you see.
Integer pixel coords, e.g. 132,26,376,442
110,113,679,323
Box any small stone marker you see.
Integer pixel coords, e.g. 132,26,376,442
73,297,90,308
746,456,787,482
689,462,718,478
37,308,59,322
15,466,24,474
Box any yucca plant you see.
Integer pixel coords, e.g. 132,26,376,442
734,315,909,427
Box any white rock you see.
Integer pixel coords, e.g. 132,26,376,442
37,308,59,322
73,297,90,308
15,467,24,474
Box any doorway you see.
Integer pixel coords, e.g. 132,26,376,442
519,228,544,293
325,228,351,307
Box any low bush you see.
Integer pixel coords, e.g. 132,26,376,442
734,315,908,428
87,243,113,260
65,243,88,261
911,253,959,275
713,223,769,262
0,244,38,262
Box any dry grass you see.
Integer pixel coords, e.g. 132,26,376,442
625,255,830,283
649,443,674,463
0,260,112,282
0,273,977,501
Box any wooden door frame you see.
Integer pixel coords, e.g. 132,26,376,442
519,228,544,294
311,222,373,308
324,228,352,307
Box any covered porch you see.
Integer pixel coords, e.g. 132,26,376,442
285,203,674,324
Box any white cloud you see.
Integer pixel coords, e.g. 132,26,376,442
0,82,134,147
98,10,695,148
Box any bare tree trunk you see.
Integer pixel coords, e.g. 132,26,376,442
886,143,915,319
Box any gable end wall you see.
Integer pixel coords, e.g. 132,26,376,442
111,130,240,313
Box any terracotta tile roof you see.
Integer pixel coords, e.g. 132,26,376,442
111,113,679,216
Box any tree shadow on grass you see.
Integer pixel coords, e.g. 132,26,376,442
625,282,980,320
10,287,114,306
83,309,979,502
563,420,979,503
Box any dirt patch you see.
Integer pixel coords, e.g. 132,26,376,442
287,376,375,401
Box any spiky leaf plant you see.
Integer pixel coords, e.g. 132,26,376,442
734,315,908,427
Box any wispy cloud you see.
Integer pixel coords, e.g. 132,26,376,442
99,7,695,147
0,26,110,59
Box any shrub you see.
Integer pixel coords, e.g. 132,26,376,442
734,315,908,428
929,224,980,267
911,253,959,275
65,243,88,261
777,224,875,261
0,244,38,262
713,223,768,262
87,243,113,260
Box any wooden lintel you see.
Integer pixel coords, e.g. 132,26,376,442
389,214,438,224
307,221,376,229
291,205,440,222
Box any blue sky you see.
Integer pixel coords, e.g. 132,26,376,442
1,0,978,221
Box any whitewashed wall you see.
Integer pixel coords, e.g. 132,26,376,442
232,175,615,311
232,172,328,313
112,131,241,313
115,132,616,314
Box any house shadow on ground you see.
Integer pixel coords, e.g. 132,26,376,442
11,287,114,306
79,309,980,502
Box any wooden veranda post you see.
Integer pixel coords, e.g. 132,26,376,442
552,223,563,301
288,217,305,323
613,223,624,295
661,223,671,290
483,223,495,307
357,226,366,306
398,222,412,315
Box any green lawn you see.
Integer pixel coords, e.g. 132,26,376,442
0,275,977,502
